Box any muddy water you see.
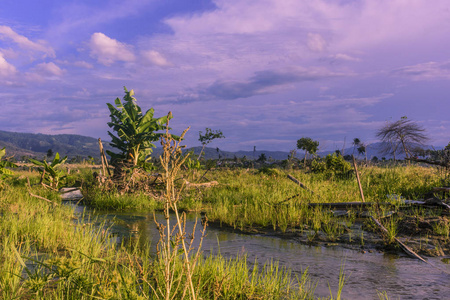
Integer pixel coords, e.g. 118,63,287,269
71,204,450,300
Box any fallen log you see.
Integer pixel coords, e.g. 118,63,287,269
406,157,449,167
424,198,450,210
370,216,427,262
308,201,375,210
433,187,450,192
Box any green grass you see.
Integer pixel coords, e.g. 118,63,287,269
1,163,442,298
199,165,442,233
0,175,326,299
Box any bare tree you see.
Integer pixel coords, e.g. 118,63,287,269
376,117,428,159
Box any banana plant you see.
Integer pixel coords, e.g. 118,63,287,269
29,152,67,189
106,87,173,170
0,147,17,180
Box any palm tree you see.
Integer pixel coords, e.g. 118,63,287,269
352,138,361,155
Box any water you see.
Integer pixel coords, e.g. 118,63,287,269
70,204,450,300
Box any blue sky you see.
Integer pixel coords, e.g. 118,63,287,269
0,0,449,152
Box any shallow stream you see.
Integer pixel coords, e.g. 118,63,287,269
70,203,450,300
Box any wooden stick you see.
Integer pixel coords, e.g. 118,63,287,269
98,138,111,176
287,174,314,194
39,169,46,185
352,155,365,202
272,193,303,206
272,175,316,206
98,138,107,176
28,191,58,206
370,216,426,262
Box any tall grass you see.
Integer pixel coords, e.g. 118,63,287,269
201,165,442,232
0,181,324,299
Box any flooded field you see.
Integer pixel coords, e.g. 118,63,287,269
72,204,450,300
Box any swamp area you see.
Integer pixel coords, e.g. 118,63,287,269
1,149,450,299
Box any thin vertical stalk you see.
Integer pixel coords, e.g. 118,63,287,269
352,155,365,202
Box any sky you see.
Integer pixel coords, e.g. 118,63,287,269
0,0,449,152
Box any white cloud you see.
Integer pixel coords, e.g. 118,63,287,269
330,53,361,62
0,53,17,77
89,32,135,66
391,61,450,81
0,25,55,57
25,62,65,82
141,50,171,67
35,62,65,76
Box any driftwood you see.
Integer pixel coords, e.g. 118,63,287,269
370,216,427,262
26,177,58,205
183,179,218,189
423,197,450,210
28,191,58,206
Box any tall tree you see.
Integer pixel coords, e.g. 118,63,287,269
352,138,360,155
46,148,53,159
357,143,368,164
297,137,319,167
376,116,428,160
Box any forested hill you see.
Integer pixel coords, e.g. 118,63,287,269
0,130,114,160
0,130,440,162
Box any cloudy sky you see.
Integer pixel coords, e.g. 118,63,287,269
0,0,449,152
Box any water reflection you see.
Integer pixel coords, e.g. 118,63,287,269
73,205,450,300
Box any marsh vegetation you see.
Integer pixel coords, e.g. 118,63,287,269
1,89,449,299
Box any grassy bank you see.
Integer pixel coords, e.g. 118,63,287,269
195,165,448,255
2,162,444,298
199,165,441,226
77,162,449,257
0,175,331,299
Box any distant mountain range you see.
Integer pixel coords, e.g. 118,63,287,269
0,130,114,160
0,130,440,162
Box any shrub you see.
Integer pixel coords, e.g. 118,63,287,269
311,153,352,179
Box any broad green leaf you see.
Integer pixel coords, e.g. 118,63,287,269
29,158,45,166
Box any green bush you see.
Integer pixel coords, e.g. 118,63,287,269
311,154,352,179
